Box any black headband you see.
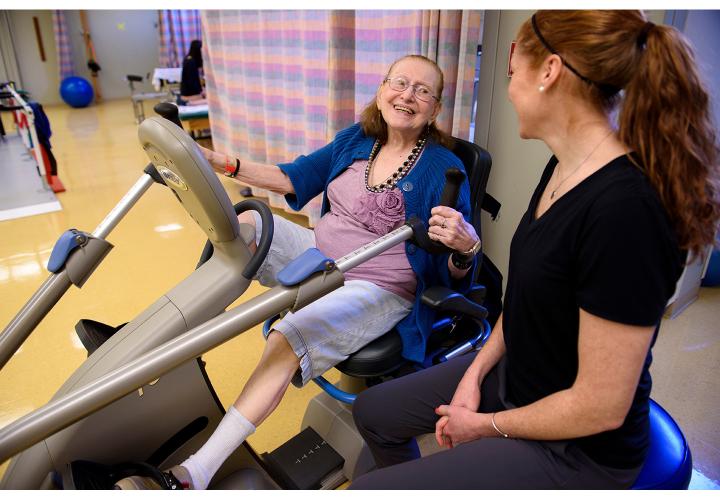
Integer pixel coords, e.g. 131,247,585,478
530,14,620,96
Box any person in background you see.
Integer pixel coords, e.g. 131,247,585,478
350,10,719,489
116,54,483,490
180,39,206,105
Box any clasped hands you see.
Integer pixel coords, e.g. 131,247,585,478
435,373,492,449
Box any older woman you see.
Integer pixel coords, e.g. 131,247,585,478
116,54,481,490
350,11,719,489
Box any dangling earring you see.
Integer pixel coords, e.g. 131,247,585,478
538,85,545,92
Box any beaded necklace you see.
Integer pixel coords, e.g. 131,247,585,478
364,134,427,193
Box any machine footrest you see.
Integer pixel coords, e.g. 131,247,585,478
261,426,346,489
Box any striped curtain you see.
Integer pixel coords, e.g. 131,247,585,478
202,10,335,221
202,10,482,224
52,11,74,80
354,10,482,140
158,10,203,68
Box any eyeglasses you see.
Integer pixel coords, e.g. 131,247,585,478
384,76,439,103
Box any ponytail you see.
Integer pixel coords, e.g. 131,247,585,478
517,11,720,257
619,24,720,257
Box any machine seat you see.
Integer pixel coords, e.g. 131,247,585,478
335,331,404,378
334,285,484,379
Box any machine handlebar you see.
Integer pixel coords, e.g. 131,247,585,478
153,102,183,129
408,167,466,255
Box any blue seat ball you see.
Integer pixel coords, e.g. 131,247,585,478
60,76,94,108
701,248,720,287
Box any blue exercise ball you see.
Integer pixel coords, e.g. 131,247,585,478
59,76,94,108
701,247,720,287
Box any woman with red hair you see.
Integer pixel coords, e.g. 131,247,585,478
351,10,719,489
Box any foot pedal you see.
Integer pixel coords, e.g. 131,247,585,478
261,426,345,489
75,319,126,356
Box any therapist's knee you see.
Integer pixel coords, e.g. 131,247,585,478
352,385,385,434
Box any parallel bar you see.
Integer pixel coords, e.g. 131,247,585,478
3,84,47,185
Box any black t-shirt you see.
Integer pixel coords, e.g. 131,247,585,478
181,57,203,97
503,154,685,468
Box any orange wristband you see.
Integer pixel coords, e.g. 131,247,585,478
224,156,240,178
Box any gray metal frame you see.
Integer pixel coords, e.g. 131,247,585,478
0,117,419,489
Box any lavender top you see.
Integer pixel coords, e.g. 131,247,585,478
314,159,417,302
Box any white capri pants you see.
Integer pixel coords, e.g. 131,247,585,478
251,212,412,387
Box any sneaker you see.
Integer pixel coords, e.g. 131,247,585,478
168,465,195,489
114,465,192,490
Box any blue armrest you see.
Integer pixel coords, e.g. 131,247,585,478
276,248,335,286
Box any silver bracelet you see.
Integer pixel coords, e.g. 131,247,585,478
491,412,509,438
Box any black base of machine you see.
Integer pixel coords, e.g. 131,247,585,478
261,426,345,490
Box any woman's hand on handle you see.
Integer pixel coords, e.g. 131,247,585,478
428,206,479,254
428,205,480,278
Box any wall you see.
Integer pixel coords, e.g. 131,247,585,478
1,11,23,85
473,10,550,283
8,11,60,104
65,10,161,100
8,10,161,105
681,10,720,138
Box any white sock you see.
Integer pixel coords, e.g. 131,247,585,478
181,406,256,490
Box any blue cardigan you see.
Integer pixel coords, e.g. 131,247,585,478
278,123,476,363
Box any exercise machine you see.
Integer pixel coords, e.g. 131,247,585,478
0,107,476,489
